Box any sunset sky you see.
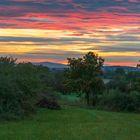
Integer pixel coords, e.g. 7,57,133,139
0,0,140,66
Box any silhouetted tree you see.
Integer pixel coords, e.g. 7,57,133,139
137,60,140,68
0,56,17,65
65,52,105,106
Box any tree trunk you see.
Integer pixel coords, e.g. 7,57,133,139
92,93,96,106
86,92,90,106
92,98,96,106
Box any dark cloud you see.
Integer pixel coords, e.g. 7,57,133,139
106,35,140,42
83,45,140,53
0,23,16,27
0,36,100,44
0,0,139,18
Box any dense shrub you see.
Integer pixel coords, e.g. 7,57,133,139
132,78,140,92
0,58,44,120
97,90,140,112
106,78,129,92
37,96,61,110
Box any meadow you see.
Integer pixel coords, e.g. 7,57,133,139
0,107,140,140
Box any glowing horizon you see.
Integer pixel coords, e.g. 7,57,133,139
0,0,140,66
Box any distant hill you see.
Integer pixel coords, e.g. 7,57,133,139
33,62,68,70
103,66,140,73
33,62,140,72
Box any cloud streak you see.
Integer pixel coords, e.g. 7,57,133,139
0,0,140,66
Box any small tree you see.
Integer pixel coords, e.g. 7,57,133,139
137,60,140,68
0,56,17,65
65,52,105,106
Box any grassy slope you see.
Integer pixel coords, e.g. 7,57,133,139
0,108,140,140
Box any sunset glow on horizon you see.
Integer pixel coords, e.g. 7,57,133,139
0,0,140,66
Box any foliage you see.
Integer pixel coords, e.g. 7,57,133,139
47,71,66,93
107,77,129,92
131,77,140,92
0,56,17,65
0,57,47,119
97,89,140,112
125,72,140,94
65,52,105,106
106,71,140,93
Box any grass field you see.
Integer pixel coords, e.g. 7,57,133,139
0,107,140,140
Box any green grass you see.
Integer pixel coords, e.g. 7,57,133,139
60,94,80,102
0,107,140,140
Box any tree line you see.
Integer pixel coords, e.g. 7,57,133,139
0,52,140,120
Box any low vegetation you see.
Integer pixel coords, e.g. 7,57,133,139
97,90,140,112
0,57,59,120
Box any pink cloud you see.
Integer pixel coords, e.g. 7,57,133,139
128,0,139,2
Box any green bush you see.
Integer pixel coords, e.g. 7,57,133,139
0,57,44,120
97,89,140,112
